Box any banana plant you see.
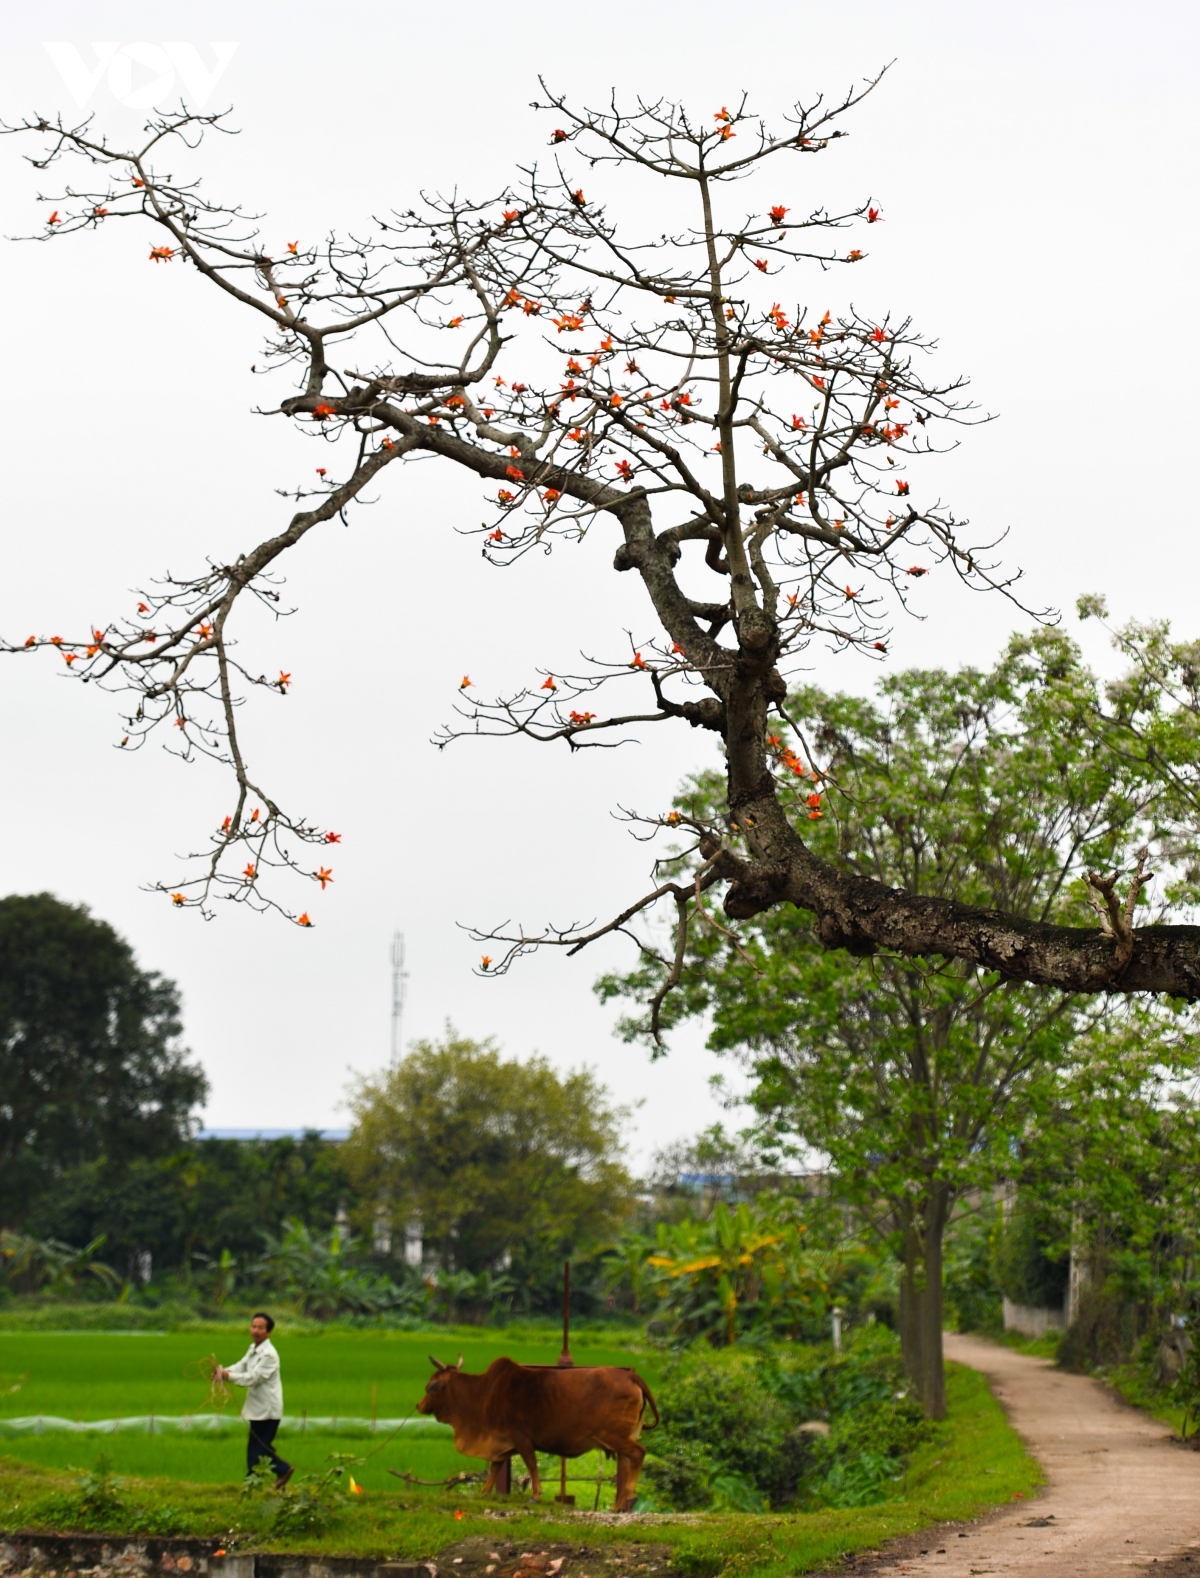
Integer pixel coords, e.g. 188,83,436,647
0,1231,121,1296
646,1201,794,1344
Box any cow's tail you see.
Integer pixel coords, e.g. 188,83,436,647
631,1370,659,1429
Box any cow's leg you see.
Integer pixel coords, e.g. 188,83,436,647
483,1457,510,1496
510,1433,540,1499
613,1440,646,1512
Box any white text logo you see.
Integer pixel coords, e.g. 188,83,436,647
43,43,238,111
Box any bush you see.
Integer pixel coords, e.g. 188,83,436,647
241,1453,356,1535
1058,1283,1139,1371
75,1453,127,1521
994,1200,1068,1311
641,1439,713,1509
654,1356,793,1490
944,1209,1002,1332
643,1329,932,1512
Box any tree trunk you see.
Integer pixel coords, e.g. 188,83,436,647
898,1190,950,1420
898,1212,926,1397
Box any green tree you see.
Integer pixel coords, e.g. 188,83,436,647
0,893,206,1228
25,1132,351,1285
343,1030,632,1309
602,631,1197,1415
1010,1013,1200,1369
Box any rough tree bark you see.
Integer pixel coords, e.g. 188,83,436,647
898,1189,950,1419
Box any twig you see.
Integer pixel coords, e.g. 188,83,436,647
1084,846,1152,978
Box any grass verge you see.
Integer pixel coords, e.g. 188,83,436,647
0,1361,1041,1577
1101,1361,1187,1436
989,1329,1063,1361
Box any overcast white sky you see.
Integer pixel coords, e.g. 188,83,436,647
1,0,1197,1169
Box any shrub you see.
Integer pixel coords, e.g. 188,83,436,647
1058,1283,1138,1371
993,1200,1069,1311
944,1209,1003,1332
655,1357,792,1490
641,1439,713,1510
262,1454,360,1534
645,1328,925,1511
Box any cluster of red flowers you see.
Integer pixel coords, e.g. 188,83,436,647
766,736,824,818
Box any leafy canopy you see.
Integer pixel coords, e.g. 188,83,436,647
602,628,1200,1221
343,1030,632,1303
0,892,206,1226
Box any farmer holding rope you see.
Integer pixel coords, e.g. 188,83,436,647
216,1312,294,1488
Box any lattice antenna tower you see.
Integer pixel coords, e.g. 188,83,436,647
390,931,408,1068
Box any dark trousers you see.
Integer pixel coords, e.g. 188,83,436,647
247,1418,291,1480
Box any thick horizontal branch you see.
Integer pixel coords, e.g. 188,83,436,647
708,817,1200,998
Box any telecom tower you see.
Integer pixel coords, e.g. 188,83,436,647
388,930,422,1268
390,931,408,1067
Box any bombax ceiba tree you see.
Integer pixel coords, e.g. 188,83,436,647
7,79,1200,1004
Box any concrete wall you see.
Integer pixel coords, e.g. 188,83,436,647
1002,1297,1066,1338
0,1536,434,1578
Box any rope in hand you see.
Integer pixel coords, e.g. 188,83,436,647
183,1354,233,1412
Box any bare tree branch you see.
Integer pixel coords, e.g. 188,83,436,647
9,90,1193,1006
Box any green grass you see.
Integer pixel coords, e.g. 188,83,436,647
1096,1358,1189,1437
0,1326,658,1424
0,1362,1042,1576
0,1431,464,1494
989,1329,1064,1361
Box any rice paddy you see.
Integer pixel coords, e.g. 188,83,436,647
0,1326,658,1495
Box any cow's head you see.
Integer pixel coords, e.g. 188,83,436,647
416,1352,464,1415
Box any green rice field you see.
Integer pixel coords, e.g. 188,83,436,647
0,1326,659,1495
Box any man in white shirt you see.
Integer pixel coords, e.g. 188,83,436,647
217,1311,293,1488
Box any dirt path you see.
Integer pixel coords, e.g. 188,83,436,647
861,1333,1200,1577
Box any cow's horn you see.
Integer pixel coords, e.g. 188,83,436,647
429,1354,447,1371
455,1353,464,1370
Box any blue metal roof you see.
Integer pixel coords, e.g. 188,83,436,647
194,1127,350,1142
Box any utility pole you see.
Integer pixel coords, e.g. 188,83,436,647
390,931,407,1067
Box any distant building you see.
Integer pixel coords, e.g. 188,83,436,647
194,1127,350,1142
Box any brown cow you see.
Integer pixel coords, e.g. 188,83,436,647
417,1354,658,1511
